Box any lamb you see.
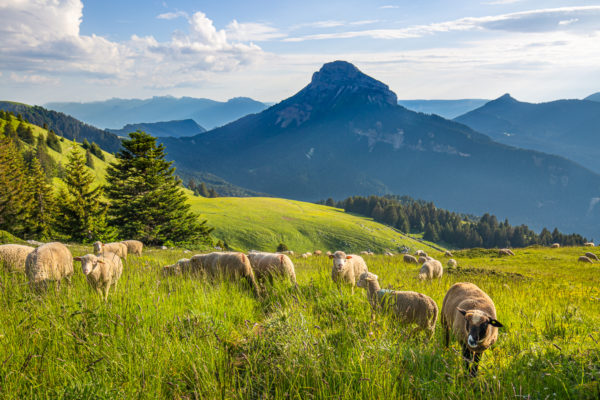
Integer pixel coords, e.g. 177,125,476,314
418,259,443,280
25,242,73,291
585,252,599,261
190,252,260,297
578,256,593,263
247,252,297,286
0,244,35,272
121,240,143,256
163,258,192,276
403,254,418,264
551,243,560,248
356,272,438,338
313,250,322,256
418,256,427,264
584,242,595,247
441,282,503,377
447,259,458,268
498,248,514,256
93,241,128,259
74,253,123,301
415,250,427,257
329,251,368,293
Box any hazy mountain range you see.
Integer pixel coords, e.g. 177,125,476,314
107,119,206,138
159,61,600,237
397,99,489,119
45,96,268,130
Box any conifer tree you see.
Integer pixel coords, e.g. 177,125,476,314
26,157,56,239
198,182,210,197
57,146,110,242
16,122,34,145
46,129,62,153
0,134,32,235
85,149,95,169
105,131,213,245
208,188,218,198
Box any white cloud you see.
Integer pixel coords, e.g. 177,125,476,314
379,5,399,9
157,11,188,20
483,0,523,5
558,18,578,26
10,72,60,84
226,20,286,41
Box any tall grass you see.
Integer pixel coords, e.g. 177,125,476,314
0,245,598,399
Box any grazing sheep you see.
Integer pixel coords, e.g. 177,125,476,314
584,242,595,247
190,252,260,297
368,251,374,256
93,241,128,259
326,251,332,256
551,243,560,248
445,251,453,257
415,250,427,257
585,252,599,261
498,248,514,256
447,259,458,268
441,282,503,377
578,256,593,263
25,242,73,291
247,252,297,286
121,240,143,256
74,253,123,301
163,258,192,276
418,256,427,264
384,251,394,256
313,250,322,256
301,253,309,259
418,259,443,280
356,272,438,338
279,250,295,256
329,251,368,293
0,244,35,272
403,254,418,264
360,251,369,255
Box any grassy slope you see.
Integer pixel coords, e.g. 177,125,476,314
187,195,441,253
0,245,597,399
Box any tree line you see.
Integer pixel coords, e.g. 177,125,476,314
0,112,212,246
321,195,586,248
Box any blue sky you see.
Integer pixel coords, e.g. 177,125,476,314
2,0,600,104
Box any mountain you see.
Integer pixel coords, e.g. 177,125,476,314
454,94,600,173
585,92,600,102
397,99,488,119
45,96,268,130
0,101,122,153
107,119,206,138
159,61,600,237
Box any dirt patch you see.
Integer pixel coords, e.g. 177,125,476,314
446,266,531,281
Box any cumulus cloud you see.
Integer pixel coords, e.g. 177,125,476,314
0,0,265,90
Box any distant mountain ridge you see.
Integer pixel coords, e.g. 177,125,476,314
585,92,600,102
397,99,488,119
46,96,268,130
160,61,600,237
107,119,206,138
454,94,600,173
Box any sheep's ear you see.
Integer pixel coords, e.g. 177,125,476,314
346,255,352,259
457,308,467,317
73,256,82,262
489,319,503,328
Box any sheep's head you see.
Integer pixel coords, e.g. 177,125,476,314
163,264,180,276
329,251,352,271
74,254,104,275
457,308,503,349
93,241,103,254
356,272,378,289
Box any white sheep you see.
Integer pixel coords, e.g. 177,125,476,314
403,254,418,264
356,272,438,338
585,252,599,261
190,252,260,297
498,248,515,256
121,240,143,256
584,242,595,247
162,258,192,276
447,259,458,268
0,244,35,272
25,242,73,291
445,251,453,257
74,253,123,301
578,256,593,263
415,250,427,257
418,259,443,280
329,250,368,293
313,250,322,256
93,241,128,259
441,282,503,377
247,252,297,286
551,243,560,248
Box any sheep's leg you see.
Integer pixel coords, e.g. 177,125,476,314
469,352,481,377
462,344,474,375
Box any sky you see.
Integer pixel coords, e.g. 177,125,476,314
1,0,600,105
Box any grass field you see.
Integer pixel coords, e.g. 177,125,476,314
0,245,598,399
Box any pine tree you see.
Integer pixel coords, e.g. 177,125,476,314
26,157,56,239
198,182,210,197
0,134,32,235
208,188,218,198
85,149,95,169
105,131,213,245
325,198,335,207
3,120,17,141
46,129,62,153
57,146,111,242
16,122,34,145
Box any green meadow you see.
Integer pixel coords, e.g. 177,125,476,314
0,245,598,399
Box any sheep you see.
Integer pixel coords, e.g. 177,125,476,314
356,272,438,338
313,250,322,256
441,282,503,377
329,250,368,294
403,254,418,264
418,256,427,264
368,251,375,256
418,259,443,280
448,259,458,268
498,248,514,256
93,241,128,259
74,253,123,301
162,258,192,276
360,251,369,255
326,251,332,256
415,250,427,257
0,244,35,272
190,252,260,297
25,242,73,291
445,251,453,257
384,251,394,256
551,243,560,248
584,242,595,247
278,250,295,256
121,240,143,256
247,252,297,286
585,252,599,261
578,256,593,263
301,253,308,259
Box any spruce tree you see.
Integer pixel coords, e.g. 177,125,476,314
46,129,62,153
57,146,110,242
198,182,210,197
26,157,56,239
105,131,213,245
0,134,32,235
85,149,95,169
